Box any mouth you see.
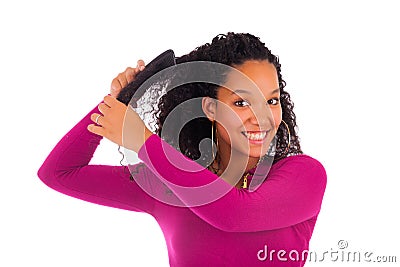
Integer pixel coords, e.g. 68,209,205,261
241,130,270,142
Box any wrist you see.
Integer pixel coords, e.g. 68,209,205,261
144,128,154,144
123,129,153,153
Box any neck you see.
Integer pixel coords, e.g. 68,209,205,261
213,149,260,188
219,153,259,173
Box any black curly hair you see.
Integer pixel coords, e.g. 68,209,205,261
120,32,302,180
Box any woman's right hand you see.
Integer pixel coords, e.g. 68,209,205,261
110,60,146,98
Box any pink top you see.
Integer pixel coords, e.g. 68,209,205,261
37,100,327,267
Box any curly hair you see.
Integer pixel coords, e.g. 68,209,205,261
159,33,301,160
120,32,302,180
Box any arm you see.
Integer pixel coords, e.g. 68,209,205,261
37,101,156,214
138,134,327,232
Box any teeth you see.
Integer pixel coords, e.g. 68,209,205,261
244,131,267,140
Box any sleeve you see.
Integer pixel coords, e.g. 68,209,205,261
37,100,157,214
138,134,327,232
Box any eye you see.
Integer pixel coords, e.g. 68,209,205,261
267,98,280,105
234,100,250,107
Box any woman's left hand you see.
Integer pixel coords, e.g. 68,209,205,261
87,95,153,152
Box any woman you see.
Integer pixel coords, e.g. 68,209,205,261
38,32,327,266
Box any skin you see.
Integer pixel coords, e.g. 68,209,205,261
110,60,145,98
203,60,282,188
88,59,282,189
88,59,152,152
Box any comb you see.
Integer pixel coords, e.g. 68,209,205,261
116,49,176,106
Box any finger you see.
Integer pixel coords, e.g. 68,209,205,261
87,123,105,137
124,67,136,84
137,59,145,71
131,64,144,80
91,112,113,130
117,72,129,88
90,113,103,125
110,75,127,98
103,94,122,107
111,78,122,94
111,61,146,96
98,102,110,115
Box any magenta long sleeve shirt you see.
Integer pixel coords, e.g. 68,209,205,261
37,101,327,267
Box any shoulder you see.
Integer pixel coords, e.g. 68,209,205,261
271,154,327,188
274,154,325,172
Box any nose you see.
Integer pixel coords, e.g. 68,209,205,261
249,102,274,129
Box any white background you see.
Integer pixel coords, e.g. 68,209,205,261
1,0,399,266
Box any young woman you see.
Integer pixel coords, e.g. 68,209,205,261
38,32,327,266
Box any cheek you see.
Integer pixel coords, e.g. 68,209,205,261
273,108,282,131
215,106,244,130
215,107,245,145
216,124,230,144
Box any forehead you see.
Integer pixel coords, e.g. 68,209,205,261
218,60,279,98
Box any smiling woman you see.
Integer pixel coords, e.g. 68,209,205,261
210,60,283,183
37,32,327,267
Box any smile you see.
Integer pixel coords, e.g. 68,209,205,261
242,130,269,141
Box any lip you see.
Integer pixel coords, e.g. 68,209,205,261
241,130,270,144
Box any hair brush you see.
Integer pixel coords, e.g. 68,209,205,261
116,49,176,106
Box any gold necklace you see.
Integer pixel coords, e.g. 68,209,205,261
209,158,251,189
209,153,264,189
242,173,250,189
242,156,265,189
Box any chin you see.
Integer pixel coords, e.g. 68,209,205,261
248,151,265,159
238,147,267,159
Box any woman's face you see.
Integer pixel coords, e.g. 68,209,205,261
215,60,282,160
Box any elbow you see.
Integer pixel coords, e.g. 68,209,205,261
211,222,236,233
204,218,242,233
37,162,60,190
211,222,256,233
37,162,49,183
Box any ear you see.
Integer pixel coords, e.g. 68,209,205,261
202,97,216,121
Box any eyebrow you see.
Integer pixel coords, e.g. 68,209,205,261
231,88,280,95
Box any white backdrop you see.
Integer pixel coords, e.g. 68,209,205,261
1,1,399,266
